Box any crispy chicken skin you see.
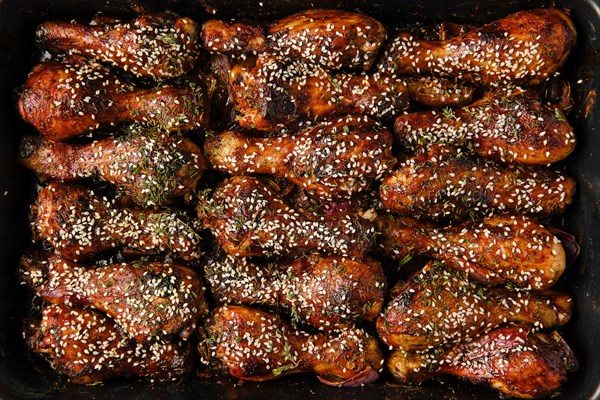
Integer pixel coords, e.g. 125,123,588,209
199,176,376,258
394,89,575,165
387,325,578,399
406,76,475,108
267,9,386,70
18,57,209,141
26,305,193,383
230,57,408,132
37,12,200,79
205,115,395,199
202,10,386,70
20,254,208,342
19,133,204,207
377,214,567,290
377,261,572,351
198,305,383,386
380,8,576,85
380,145,576,221
33,183,200,261
204,252,385,331
201,19,266,56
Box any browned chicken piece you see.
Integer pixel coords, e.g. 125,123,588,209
406,76,475,107
380,145,576,221
198,305,383,386
36,12,200,79
204,252,385,331
230,57,409,132
377,261,572,351
387,324,578,399
379,8,576,85
201,19,266,56
203,10,385,70
205,115,395,199
26,305,193,383
395,89,575,165
377,214,567,290
199,176,375,258
20,254,208,342
18,57,209,141
267,9,386,70
33,183,200,261
19,133,204,207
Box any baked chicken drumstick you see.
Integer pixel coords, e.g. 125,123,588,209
394,89,575,164
380,145,575,221
19,133,204,207
204,252,385,331
200,176,375,258
198,305,383,386
20,254,208,341
202,9,386,70
379,8,576,85
205,115,395,199
26,305,193,383
18,57,209,141
36,12,200,79
377,214,567,290
33,183,200,261
230,57,409,132
387,325,578,399
377,261,572,351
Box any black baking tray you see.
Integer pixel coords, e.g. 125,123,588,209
1,0,599,399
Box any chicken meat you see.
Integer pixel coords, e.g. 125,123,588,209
204,251,385,331
205,115,395,199
20,253,208,341
377,214,567,290
198,305,383,386
380,145,576,221
199,176,376,258
33,182,200,261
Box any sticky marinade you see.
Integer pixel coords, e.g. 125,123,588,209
16,7,580,399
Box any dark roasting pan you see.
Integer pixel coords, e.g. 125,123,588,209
0,0,599,399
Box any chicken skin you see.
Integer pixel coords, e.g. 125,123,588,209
377,214,567,290
267,9,386,70
380,145,576,221
198,305,383,386
406,76,475,108
201,19,266,56
33,183,200,261
18,57,209,141
202,9,386,70
387,325,578,399
377,261,572,351
230,57,409,132
204,252,385,331
199,176,375,258
394,89,575,165
380,8,576,85
205,115,395,199
37,12,200,79
26,305,193,383
20,254,208,342
19,133,204,207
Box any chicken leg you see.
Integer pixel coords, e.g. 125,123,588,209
377,261,572,351
33,183,200,261
198,305,383,386
204,252,385,331
205,115,395,199
199,176,375,258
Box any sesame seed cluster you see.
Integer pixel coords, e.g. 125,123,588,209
15,6,580,398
